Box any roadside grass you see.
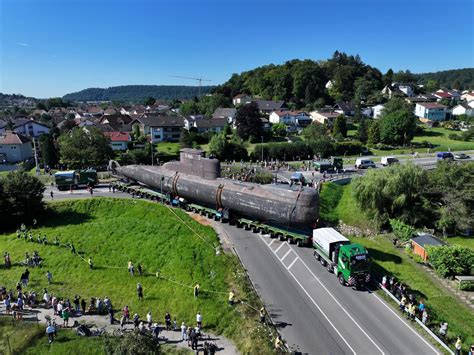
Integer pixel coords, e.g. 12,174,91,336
350,235,474,351
0,317,43,354
0,198,273,354
444,235,474,250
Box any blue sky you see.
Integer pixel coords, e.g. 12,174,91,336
1,0,473,98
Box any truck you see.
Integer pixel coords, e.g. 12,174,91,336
313,157,343,172
312,228,371,287
54,169,98,191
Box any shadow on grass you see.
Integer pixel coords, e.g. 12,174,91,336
367,247,402,264
418,130,444,137
38,208,92,229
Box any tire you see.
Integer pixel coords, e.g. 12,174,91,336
252,227,259,233
279,234,286,241
326,263,333,273
314,252,320,261
338,274,346,286
297,240,303,247
287,237,294,244
319,257,326,267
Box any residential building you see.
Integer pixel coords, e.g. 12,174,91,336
452,103,474,117
309,111,341,125
0,132,33,163
98,114,133,131
103,131,132,151
333,101,356,116
382,83,414,98
252,100,287,114
461,91,474,102
131,115,184,143
372,104,385,118
415,102,447,121
212,108,237,124
406,94,437,105
232,94,252,106
269,111,311,126
7,118,51,138
193,118,227,134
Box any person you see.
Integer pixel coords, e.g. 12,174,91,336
133,313,140,329
128,261,134,276
46,322,56,343
165,312,171,330
194,283,200,298
439,322,448,339
108,305,114,325
70,243,76,254
181,322,187,341
62,307,70,327
137,263,143,276
275,335,283,350
196,311,202,329
455,336,462,355
138,321,146,334
468,344,474,355
187,326,193,347
54,236,60,246
73,295,80,313
259,307,266,323
399,295,407,312
147,311,153,325
137,283,143,301
190,328,198,350
173,318,177,331
228,290,235,306
122,305,130,324
33,219,37,228
152,323,160,339
418,300,425,318
4,296,11,314
46,271,52,285
88,257,93,269
409,303,416,320
422,309,428,325
81,298,86,315
108,184,111,192
382,275,387,289
120,314,126,329
89,187,93,196
43,289,50,305
50,190,54,200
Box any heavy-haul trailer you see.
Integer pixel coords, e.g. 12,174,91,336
312,228,371,287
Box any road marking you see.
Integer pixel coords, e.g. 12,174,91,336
280,249,292,261
287,246,385,355
287,257,299,270
370,292,440,354
274,242,285,254
268,239,276,247
258,234,356,355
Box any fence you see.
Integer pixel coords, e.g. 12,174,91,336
0,310,41,355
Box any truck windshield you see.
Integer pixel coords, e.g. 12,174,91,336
350,254,368,271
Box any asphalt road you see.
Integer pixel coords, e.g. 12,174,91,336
220,224,440,355
44,184,129,200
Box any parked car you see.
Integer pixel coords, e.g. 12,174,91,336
436,152,454,160
381,156,399,166
454,153,470,160
355,158,376,169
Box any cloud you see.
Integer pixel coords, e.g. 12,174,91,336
17,42,29,47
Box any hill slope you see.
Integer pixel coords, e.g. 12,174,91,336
415,68,474,90
63,85,215,102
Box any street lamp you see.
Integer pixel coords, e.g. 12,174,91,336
261,136,264,163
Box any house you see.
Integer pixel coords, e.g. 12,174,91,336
382,83,414,98
104,108,118,115
415,102,448,121
406,94,437,105
269,111,311,127
8,118,51,138
432,90,454,101
252,100,287,114
333,101,356,116
411,233,445,261
131,115,184,143
310,111,341,125
452,103,474,117
461,91,474,102
193,118,227,134
103,132,131,151
0,132,33,163
232,94,252,106
372,104,385,119
212,108,237,124
98,114,133,132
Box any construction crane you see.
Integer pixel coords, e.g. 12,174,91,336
170,75,212,97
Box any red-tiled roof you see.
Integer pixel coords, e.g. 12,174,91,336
433,91,452,98
273,110,307,117
103,131,131,142
417,102,447,109
0,131,31,144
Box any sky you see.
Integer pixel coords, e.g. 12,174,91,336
0,0,473,98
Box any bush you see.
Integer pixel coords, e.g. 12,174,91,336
459,281,474,291
448,133,462,141
426,245,474,278
390,219,416,242
335,141,364,156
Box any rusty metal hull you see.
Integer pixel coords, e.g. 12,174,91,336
116,165,318,228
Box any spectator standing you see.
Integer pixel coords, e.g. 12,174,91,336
194,283,200,298
81,298,86,314
196,311,202,328
181,322,187,341
46,271,52,284
137,283,143,301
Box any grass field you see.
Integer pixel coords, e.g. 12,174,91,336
0,198,273,354
319,182,474,351
445,236,474,250
156,142,181,155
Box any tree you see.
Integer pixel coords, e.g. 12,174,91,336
352,163,431,227
302,123,327,141
39,133,59,168
0,171,45,228
144,96,156,106
58,127,113,168
332,115,347,138
208,133,247,161
235,102,262,140
271,123,287,137
383,69,394,86
426,245,474,278
357,118,369,144
179,101,200,115
36,102,47,110
367,120,380,145
378,97,417,145
60,119,77,134
424,80,439,93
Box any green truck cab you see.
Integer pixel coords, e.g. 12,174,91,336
54,169,98,191
313,228,370,287
313,157,343,172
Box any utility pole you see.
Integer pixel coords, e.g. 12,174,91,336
261,136,264,163
32,138,40,175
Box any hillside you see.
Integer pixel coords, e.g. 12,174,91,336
63,85,215,102
415,68,474,91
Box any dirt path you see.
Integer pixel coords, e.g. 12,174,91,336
0,303,238,354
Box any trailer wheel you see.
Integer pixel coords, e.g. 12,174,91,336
287,237,294,244
338,274,346,286
314,252,320,261
326,263,333,273
278,234,286,241
297,240,304,247
252,226,259,233
319,257,326,267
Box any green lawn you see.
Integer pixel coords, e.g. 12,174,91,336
0,198,272,354
412,127,474,152
156,142,181,155
445,236,474,250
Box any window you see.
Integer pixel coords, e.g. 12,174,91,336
11,146,17,150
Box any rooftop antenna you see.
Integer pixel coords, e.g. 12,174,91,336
170,75,212,97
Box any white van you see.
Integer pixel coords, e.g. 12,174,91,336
355,158,376,169
381,156,399,166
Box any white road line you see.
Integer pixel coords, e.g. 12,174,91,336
268,239,276,247
287,257,299,270
274,242,286,254
280,249,293,261
258,234,356,354
370,292,440,354
289,247,385,355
